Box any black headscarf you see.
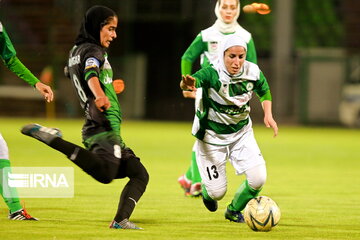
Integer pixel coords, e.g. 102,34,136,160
75,5,116,46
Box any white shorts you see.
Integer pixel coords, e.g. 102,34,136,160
0,133,9,159
194,127,265,200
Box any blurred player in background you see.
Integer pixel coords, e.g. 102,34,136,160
0,21,54,220
178,0,258,197
21,5,149,229
180,35,277,223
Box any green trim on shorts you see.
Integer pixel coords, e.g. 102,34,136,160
83,131,120,150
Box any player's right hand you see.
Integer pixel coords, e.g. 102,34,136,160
35,82,54,102
181,74,196,91
95,96,111,112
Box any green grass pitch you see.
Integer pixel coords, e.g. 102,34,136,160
0,117,360,240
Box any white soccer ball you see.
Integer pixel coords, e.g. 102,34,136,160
244,196,281,232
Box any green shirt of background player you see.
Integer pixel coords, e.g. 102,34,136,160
0,22,53,101
181,0,257,77
0,21,54,220
180,34,278,223
177,0,258,197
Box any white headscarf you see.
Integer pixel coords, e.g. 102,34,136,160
213,34,252,108
215,34,247,78
213,0,241,33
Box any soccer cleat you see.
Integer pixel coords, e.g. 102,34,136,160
109,219,142,230
177,175,191,196
224,207,245,223
202,195,218,212
21,123,62,145
8,208,38,220
189,182,202,197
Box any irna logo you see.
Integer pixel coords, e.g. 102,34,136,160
7,173,69,188
2,167,74,198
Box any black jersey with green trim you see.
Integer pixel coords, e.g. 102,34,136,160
66,43,122,139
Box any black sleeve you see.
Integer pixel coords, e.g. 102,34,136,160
82,45,105,81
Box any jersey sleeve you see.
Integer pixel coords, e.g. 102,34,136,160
0,24,39,86
254,71,272,102
192,66,214,89
181,33,205,75
5,56,40,86
246,37,258,64
82,46,105,81
0,24,17,61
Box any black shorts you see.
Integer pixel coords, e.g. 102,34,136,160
86,131,145,180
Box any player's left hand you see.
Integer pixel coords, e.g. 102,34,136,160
264,115,278,137
35,82,54,102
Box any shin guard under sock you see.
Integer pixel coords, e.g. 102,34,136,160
0,159,22,213
229,180,261,212
191,151,202,183
114,178,147,222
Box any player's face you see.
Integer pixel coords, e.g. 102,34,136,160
224,46,246,75
219,0,238,24
100,17,118,48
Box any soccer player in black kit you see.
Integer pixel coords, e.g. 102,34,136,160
21,5,149,229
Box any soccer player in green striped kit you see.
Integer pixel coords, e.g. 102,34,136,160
180,34,278,222
178,0,258,197
0,21,54,220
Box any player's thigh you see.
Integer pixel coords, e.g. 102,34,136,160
0,133,9,159
89,132,122,174
229,128,265,175
195,140,228,195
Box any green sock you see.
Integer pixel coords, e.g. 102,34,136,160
229,180,261,212
191,151,202,183
184,151,196,182
0,159,22,213
201,184,213,201
184,165,193,182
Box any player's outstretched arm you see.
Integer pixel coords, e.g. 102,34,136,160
35,82,54,102
262,100,278,137
180,74,196,91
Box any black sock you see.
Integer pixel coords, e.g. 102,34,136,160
114,178,147,222
114,158,149,222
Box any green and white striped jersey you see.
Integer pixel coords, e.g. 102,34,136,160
191,61,271,145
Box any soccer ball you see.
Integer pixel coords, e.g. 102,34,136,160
244,196,281,232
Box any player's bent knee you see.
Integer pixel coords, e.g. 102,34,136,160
94,164,118,184
128,157,149,186
246,164,267,190
207,187,227,200
248,177,266,190
142,169,149,186
96,174,114,184
135,167,149,189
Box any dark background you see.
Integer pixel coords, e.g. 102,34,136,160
0,0,359,125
